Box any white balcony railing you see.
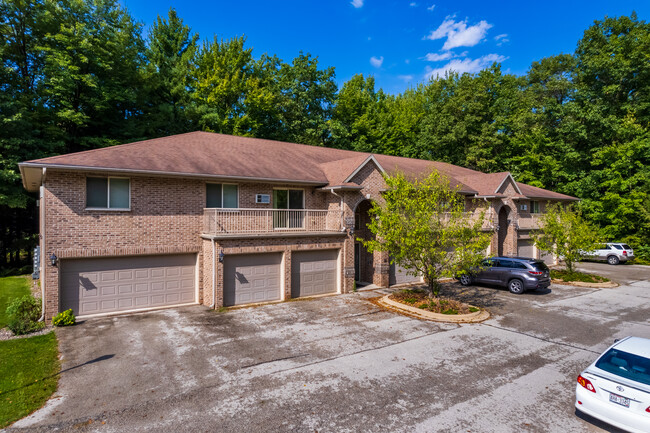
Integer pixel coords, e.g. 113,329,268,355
203,208,344,235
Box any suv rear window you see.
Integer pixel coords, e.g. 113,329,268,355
622,244,631,250
595,348,650,386
530,262,549,272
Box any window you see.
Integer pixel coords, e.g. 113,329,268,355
86,177,130,209
595,348,650,386
206,184,238,208
531,201,540,213
497,259,514,268
273,189,304,229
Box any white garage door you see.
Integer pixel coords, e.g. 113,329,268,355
291,250,338,298
60,254,196,317
223,254,282,306
517,239,535,258
389,262,422,286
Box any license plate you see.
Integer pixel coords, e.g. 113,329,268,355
609,393,630,408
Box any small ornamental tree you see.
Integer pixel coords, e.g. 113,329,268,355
532,203,599,273
361,170,490,297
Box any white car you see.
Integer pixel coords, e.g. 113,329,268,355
575,336,650,432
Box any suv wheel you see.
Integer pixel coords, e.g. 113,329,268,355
607,255,620,265
508,279,525,294
458,275,472,286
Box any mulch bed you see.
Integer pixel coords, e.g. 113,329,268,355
389,288,479,315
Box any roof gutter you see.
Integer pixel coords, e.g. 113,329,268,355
18,162,328,187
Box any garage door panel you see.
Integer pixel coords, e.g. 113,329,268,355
61,254,196,316
389,262,421,286
224,254,282,306
292,250,338,298
518,240,534,258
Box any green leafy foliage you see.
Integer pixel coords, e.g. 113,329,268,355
361,170,491,296
532,204,599,273
5,295,44,335
1,4,649,274
52,308,75,326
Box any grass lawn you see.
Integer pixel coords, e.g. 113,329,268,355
0,276,32,329
0,332,60,428
551,269,610,283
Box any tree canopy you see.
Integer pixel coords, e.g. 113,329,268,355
1,2,649,269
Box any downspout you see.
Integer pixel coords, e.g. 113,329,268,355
38,168,47,322
210,238,216,308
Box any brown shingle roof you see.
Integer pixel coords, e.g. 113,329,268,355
20,131,577,200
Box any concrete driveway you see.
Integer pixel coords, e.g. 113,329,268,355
9,263,650,432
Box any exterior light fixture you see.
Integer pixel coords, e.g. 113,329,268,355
50,253,58,266
218,250,225,263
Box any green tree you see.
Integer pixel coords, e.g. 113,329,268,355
39,0,146,153
361,170,490,296
143,8,198,136
532,204,599,273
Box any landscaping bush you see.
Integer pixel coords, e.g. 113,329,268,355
5,295,44,335
634,245,650,265
550,269,609,283
52,309,75,327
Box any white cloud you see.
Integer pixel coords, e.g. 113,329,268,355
398,75,414,81
494,33,509,46
410,2,417,6
425,54,507,79
351,0,363,8
370,56,384,68
424,51,454,61
425,17,493,50
405,59,411,64
427,4,435,11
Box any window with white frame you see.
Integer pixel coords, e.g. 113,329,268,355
531,201,540,213
206,184,238,208
86,177,130,209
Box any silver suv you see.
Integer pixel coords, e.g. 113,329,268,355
458,257,551,294
585,243,634,265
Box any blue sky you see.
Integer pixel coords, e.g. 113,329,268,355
121,0,650,95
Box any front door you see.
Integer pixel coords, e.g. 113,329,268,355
273,189,304,229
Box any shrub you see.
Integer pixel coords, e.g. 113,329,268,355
52,309,75,327
6,295,45,335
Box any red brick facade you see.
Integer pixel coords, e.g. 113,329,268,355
39,161,555,321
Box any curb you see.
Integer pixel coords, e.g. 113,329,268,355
378,295,490,323
551,279,619,288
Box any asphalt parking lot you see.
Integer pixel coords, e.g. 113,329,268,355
9,263,650,433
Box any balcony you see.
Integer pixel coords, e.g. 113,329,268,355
203,208,345,237
517,214,544,230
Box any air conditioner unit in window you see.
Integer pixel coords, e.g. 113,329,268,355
256,194,270,204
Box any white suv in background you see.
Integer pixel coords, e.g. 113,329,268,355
586,243,634,265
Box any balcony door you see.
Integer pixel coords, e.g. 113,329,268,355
273,189,304,229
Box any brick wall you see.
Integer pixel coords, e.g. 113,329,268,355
207,235,347,307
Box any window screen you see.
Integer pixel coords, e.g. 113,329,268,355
86,177,129,209
87,177,108,208
109,178,129,209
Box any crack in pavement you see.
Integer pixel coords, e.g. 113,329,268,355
480,322,601,355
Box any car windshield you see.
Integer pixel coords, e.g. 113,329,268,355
595,348,650,386
530,262,549,272
622,244,632,250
